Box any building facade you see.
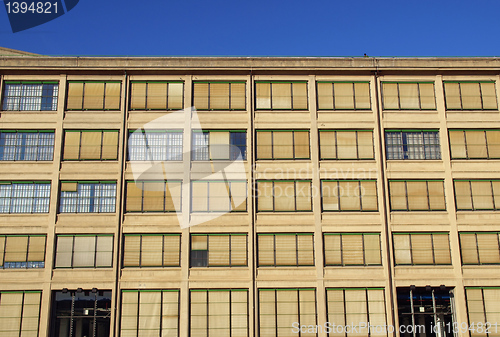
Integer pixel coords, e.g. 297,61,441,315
0,55,500,337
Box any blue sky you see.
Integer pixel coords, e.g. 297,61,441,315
0,0,499,56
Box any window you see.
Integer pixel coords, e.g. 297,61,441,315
460,232,500,265
319,130,374,160
127,130,183,161
324,233,381,266
191,180,247,212
0,291,41,337
66,81,121,110
130,81,183,110
59,181,116,213
465,287,500,337
454,179,500,211
321,180,378,212
449,129,500,159
257,180,312,212
389,180,446,211
316,81,371,110
0,130,54,161
123,234,180,268
190,289,248,337
259,288,316,337
257,233,314,267
2,81,58,111
385,130,441,160
125,180,181,213
382,82,436,110
0,235,45,269
326,288,387,337
54,234,113,268
0,181,50,214
444,81,498,110
190,234,247,267
192,130,247,160
63,130,119,160
256,130,310,160
255,81,308,110
193,81,246,110
393,233,451,265
121,289,179,337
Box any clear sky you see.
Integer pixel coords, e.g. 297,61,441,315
0,0,499,57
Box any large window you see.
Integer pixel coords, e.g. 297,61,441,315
326,288,387,337
382,82,436,110
259,288,316,337
190,234,247,267
255,81,308,110
59,181,116,213
465,287,500,337
66,81,121,110
316,81,371,110
125,180,182,213
63,130,119,160
257,233,314,267
454,179,500,211
54,234,113,268
460,232,500,265
123,234,181,268
385,130,441,160
192,130,247,161
444,81,498,110
190,289,248,337
257,180,312,212
2,81,58,111
393,233,451,265
0,235,45,269
0,181,50,214
191,180,246,212
389,180,446,211
121,290,179,337
256,130,310,160
321,180,378,212
130,81,183,110
193,81,246,110
319,130,374,160
0,290,41,337
0,130,54,161
324,233,381,266
127,130,183,161
449,129,500,159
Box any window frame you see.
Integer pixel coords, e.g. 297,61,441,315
62,129,119,161
58,180,117,214
0,234,46,269
454,179,500,211
122,233,181,268
465,287,500,337
66,80,122,111
54,234,114,269
0,181,51,214
319,129,375,160
256,180,313,212
127,129,183,161
189,233,248,268
381,81,436,110
323,233,382,266
385,129,442,160
459,232,500,265
192,81,246,111
444,81,498,111
392,232,452,266
125,180,182,213
449,129,500,160
0,130,55,161
191,130,247,161
257,233,315,267
316,81,371,111
389,179,446,211
0,290,42,337
190,180,247,213
129,80,184,111
2,81,59,111
255,81,309,111
256,129,311,160
321,179,378,212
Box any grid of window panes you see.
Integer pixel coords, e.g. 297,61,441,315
385,130,441,160
0,291,42,337
460,232,500,265
122,234,181,268
454,180,500,211
66,81,121,110
190,234,248,268
0,131,54,161
449,129,500,159
323,233,381,266
2,81,58,111
257,233,314,267
382,82,436,110
316,81,371,110
127,130,183,161
393,233,452,265
192,131,247,161
0,181,50,213
465,287,500,336
444,81,498,110
389,180,446,211
54,235,113,268
0,235,46,269
59,181,116,213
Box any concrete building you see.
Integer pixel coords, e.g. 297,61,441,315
0,52,500,337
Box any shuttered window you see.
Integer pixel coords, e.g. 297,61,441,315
0,291,41,337
454,179,500,211
465,287,500,337
129,81,183,110
393,233,451,265
192,130,247,161
0,181,50,214
258,233,314,267
259,288,317,337
319,130,374,160
255,82,308,110
191,180,247,213
190,234,247,267
256,130,310,160
55,234,113,268
66,81,121,110
0,235,45,269
190,289,248,337
449,129,500,159
385,130,441,160
382,82,436,110
0,130,55,161
2,81,58,111
123,234,180,268
193,81,246,110
460,232,500,265
324,233,381,266
257,180,312,212
125,180,182,213
317,82,371,110
59,181,116,213
444,81,498,110
63,130,118,160
389,180,446,211
120,289,179,337
321,180,378,212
